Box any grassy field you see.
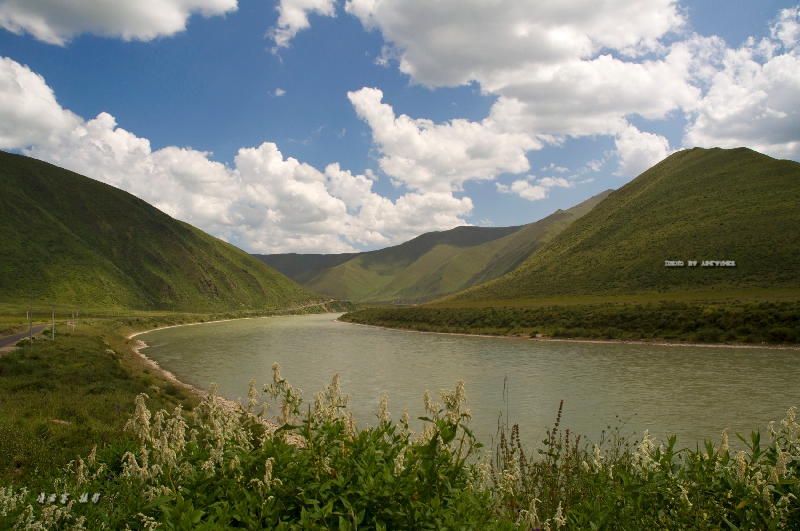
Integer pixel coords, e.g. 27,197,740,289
0,301,356,487
0,320,195,488
0,150,323,311
446,147,800,303
340,299,800,344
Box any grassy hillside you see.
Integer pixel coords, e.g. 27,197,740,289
258,191,610,304
259,224,523,301
445,148,800,303
0,151,323,310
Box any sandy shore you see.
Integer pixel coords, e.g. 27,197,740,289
336,319,800,351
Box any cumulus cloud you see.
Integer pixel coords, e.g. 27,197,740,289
683,9,800,159
268,0,337,51
274,88,286,96
615,124,671,177
347,87,539,192
345,0,684,86
0,0,237,45
343,0,698,140
1,57,471,253
496,175,573,202
0,57,81,148
342,0,800,169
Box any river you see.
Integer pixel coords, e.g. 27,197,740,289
138,313,800,449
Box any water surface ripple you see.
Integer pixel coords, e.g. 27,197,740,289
139,313,800,448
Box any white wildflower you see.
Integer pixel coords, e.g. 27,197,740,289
138,512,161,530
592,445,603,470
344,412,357,440
394,447,407,475
124,393,152,444
374,395,390,425
679,483,692,507
553,501,566,529
736,451,748,481
634,430,657,472
719,428,730,455
247,379,259,412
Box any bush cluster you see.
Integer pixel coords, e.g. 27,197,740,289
341,301,800,344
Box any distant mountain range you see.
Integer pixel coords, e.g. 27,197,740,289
0,151,322,310
256,190,612,304
445,147,800,303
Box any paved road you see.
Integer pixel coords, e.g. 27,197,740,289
0,325,48,348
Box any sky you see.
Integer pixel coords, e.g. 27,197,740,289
1,0,798,254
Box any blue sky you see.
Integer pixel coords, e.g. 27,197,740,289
1,0,798,253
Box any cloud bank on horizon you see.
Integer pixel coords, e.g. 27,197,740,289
0,0,799,253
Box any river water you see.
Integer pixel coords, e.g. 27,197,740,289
138,313,800,449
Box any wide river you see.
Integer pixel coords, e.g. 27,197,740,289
139,313,800,449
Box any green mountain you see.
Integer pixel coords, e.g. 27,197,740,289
0,151,323,310
258,190,611,304
445,147,800,303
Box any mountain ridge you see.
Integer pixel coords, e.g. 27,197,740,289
257,190,612,303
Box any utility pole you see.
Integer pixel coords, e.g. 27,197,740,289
28,291,33,346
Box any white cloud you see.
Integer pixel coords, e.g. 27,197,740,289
2,56,472,253
683,12,800,159
615,124,671,177
0,57,81,148
496,175,572,202
268,0,337,51
0,0,237,46
343,0,698,140
274,88,286,96
541,163,569,173
347,87,539,192
772,5,800,49
343,0,800,168
346,0,684,86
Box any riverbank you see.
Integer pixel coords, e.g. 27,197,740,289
0,304,351,484
338,319,800,350
339,300,800,347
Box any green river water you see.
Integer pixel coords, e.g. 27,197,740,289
138,313,800,449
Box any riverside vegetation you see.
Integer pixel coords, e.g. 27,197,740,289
2,330,800,529
340,300,800,345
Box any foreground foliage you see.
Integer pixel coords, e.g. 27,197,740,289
341,300,800,344
2,363,799,530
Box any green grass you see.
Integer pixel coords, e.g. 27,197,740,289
340,300,800,344
0,301,357,488
260,191,611,304
446,147,800,303
0,150,324,311
0,321,196,488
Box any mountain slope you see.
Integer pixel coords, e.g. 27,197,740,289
285,225,524,302
258,191,611,303
445,147,800,303
0,151,323,310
